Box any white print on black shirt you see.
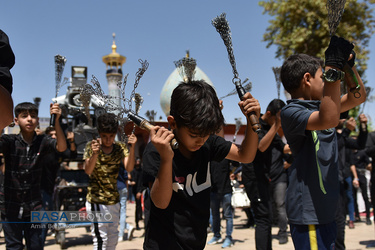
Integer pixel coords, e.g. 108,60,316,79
172,163,211,196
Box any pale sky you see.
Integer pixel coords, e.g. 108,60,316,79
2,0,374,125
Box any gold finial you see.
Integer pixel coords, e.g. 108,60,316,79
112,33,117,53
185,50,190,58
102,32,126,66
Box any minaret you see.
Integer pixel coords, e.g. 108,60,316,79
102,33,126,114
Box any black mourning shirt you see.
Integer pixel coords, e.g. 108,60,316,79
0,133,56,218
142,135,231,250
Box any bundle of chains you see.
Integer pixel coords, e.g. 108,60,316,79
174,56,197,83
54,54,67,98
327,0,347,36
79,59,148,142
211,12,241,84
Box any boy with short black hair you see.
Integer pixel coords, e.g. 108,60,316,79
142,79,260,250
0,102,66,250
280,36,366,249
84,112,136,250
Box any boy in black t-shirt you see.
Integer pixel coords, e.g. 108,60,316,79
142,80,260,250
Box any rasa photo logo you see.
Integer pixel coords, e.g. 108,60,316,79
31,211,113,224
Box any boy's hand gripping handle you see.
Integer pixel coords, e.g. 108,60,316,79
128,111,179,149
49,113,56,129
235,83,261,134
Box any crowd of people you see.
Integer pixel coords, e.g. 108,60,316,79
1,27,375,250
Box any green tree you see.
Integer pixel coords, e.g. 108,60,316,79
259,0,375,117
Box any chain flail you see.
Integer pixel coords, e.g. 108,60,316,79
211,13,240,83
174,56,197,83
327,0,347,36
79,59,148,142
54,55,67,98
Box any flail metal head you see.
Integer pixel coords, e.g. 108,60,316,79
272,67,281,99
174,51,197,83
54,54,67,98
327,0,347,36
134,93,144,114
211,12,239,80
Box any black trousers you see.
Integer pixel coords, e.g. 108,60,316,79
353,173,371,219
335,181,346,250
134,194,143,227
244,179,273,250
1,214,43,250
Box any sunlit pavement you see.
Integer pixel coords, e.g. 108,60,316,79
1,203,375,250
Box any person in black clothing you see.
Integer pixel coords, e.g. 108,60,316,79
351,147,372,225
40,127,77,246
234,164,255,228
0,29,15,131
0,102,67,250
334,113,368,250
366,130,375,248
269,128,291,246
242,99,290,249
207,127,236,248
130,157,144,230
141,80,260,250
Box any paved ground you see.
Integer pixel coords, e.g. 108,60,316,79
1,202,375,249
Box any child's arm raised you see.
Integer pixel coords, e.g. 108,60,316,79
123,133,137,173
307,36,354,131
149,126,175,209
51,103,67,152
340,56,366,112
84,139,100,175
226,92,260,164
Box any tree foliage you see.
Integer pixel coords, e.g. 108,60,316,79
259,0,375,79
259,0,375,121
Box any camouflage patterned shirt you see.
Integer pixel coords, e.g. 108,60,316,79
83,141,129,205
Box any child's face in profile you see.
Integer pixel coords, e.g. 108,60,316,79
98,132,116,148
310,67,324,100
15,111,38,133
175,126,209,153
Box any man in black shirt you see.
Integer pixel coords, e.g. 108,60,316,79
242,99,290,249
351,148,372,225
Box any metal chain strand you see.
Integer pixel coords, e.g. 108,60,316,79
89,76,123,114
117,73,129,111
127,59,149,112
219,79,252,99
54,55,67,98
211,13,240,81
80,59,149,142
327,0,347,36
